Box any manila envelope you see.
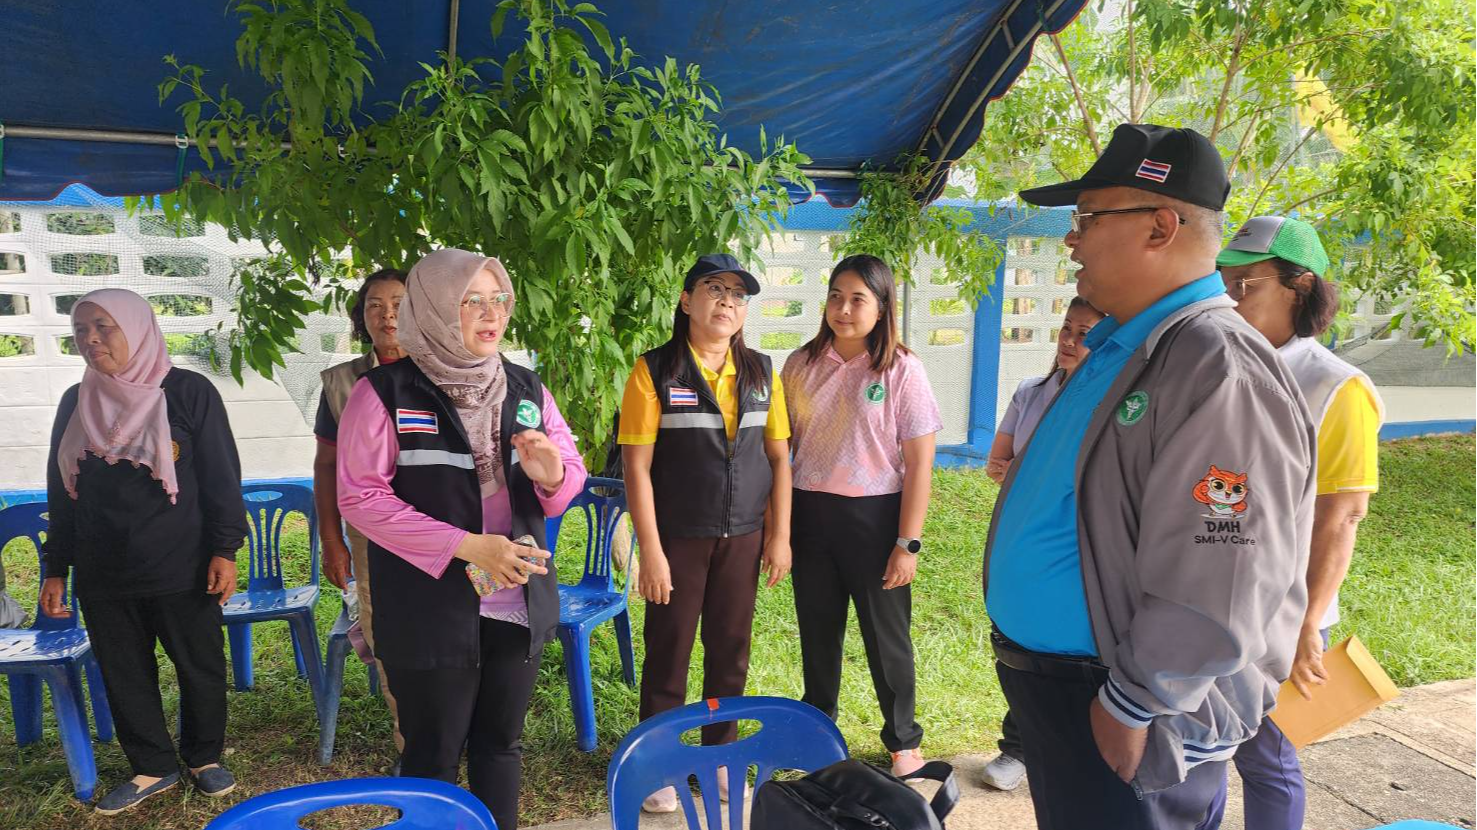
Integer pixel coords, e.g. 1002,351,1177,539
1269,634,1400,749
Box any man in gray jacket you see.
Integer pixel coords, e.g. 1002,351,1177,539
983,123,1315,829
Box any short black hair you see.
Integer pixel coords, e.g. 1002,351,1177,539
1268,257,1339,338
350,268,408,345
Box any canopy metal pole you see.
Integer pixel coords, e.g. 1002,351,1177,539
447,0,461,67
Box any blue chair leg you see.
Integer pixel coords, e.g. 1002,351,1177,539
227,622,254,691
290,623,309,680
558,624,598,753
287,609,327,722
83,656,114,742
613,608,636,686
9,673,43,746
318,632,349,766
41,665,98,803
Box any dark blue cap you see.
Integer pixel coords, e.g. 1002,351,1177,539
684,253,761,296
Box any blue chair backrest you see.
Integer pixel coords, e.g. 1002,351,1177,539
241,483,318,592
607,696,849,830
0,501,77,632
204,776,496,830
550,477,627,593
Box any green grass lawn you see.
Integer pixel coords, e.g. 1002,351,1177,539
1,434,1472,829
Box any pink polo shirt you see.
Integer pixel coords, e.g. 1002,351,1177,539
782,345,942,497
336,379,587,625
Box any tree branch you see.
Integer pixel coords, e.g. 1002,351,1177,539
1239,29,1389,66
1248,123,1322,216
1050,33,1101,155
1282,186,1338,214
1227,109,1262,177
1210,21,1248,143
1126,0,1139,122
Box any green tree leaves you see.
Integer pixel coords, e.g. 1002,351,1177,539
152,0,812,457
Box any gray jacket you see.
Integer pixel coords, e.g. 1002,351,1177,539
984,294,1316,793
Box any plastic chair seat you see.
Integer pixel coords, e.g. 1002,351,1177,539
0,628,93,666
223,585,320,621
559,584,627,626
204,776,497,830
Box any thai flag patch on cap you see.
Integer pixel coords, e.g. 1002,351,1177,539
1136,159,1172,183
396,408,439,434
668,387,699,407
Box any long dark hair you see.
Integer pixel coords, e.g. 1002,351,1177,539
800,254,909,372
1036,296,1105,386
1268,257,1339,338
656,286,768,401
350,268,408,344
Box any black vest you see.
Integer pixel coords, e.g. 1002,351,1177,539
643,345,773,539
363,358,557,669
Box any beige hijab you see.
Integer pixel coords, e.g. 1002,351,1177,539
396,249,517,496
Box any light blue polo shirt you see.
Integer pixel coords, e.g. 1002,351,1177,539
986,273,1227,655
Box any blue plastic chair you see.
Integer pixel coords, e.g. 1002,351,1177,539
1371,823,1467,829
545,477,637,753
222,484,324,709
204,776,497,830
0,501,114,802
607,696,850,830
317,590,382,765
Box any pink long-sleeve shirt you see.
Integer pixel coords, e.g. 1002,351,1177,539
336,377,587,625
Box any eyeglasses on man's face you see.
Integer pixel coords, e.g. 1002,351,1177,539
460,292,513,319
1069,206,1186,234
698,280,750,306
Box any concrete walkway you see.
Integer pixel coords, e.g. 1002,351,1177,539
529,678,1475,830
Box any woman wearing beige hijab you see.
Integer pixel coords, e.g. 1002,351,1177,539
337,249,588,828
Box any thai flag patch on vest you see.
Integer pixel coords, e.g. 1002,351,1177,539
396,408,439,434
668,387,699,407
1135,159,1171,183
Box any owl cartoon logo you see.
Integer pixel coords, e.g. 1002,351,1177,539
1192,465,1250,518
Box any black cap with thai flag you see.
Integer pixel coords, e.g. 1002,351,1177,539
1018,124,1231,211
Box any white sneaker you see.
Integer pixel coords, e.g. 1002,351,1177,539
641,786,678,813
980,753,1027,790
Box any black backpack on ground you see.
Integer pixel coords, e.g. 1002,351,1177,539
751,759,960,830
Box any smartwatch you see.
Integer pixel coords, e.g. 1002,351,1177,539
896,536,922,555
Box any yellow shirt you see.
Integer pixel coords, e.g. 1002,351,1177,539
617,345,790,444
1315,379,1381,495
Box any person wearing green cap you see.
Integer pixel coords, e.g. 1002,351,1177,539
1218,215,1385,830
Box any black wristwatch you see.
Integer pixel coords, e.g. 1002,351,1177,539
895,536,922,555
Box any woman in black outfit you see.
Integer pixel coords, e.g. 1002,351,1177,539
40,289,247,815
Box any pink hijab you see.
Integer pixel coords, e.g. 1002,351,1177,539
397,249,517,496
57,289,178,502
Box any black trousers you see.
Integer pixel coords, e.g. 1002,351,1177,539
383,618,542,830
995,644,1227,830
998,709,1023,759
82,590,228,777
791,489,921,752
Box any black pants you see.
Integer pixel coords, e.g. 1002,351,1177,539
639,530,763,746
791,489,921,752
998,709,1023,759
994,645,1227,830
383,618,542,830
82,590,228,777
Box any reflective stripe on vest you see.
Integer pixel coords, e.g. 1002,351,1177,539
396,449,475,469
660,412,726,430
738,410,767,430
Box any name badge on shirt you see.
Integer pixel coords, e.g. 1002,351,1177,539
669,387,699,407
396,408,439,434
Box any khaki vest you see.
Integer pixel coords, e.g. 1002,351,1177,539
320,351,379,557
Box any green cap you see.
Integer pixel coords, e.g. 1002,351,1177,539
1216,216,1331,276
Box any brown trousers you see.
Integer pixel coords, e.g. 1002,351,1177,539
348,524,404,752
638,530,763,745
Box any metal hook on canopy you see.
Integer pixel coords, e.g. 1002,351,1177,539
175,133,189,187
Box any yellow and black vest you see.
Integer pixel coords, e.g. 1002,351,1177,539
363,357,556,669
643,345,773,539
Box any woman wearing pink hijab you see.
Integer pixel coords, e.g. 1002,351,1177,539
337,249,587,829
41,288,247,814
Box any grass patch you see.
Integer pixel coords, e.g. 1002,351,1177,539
1,435,1471,828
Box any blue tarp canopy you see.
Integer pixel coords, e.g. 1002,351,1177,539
0,0,1084,205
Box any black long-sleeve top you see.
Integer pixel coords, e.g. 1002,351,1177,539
43,367,249,600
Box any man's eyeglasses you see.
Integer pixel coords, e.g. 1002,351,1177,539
460,292,513,319
1070,206,1186,234
699,281,751,306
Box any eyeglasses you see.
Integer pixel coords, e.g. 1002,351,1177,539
1069,206,1186,234
1222,274,1278,298
699,281,751,306
460,292,512,319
